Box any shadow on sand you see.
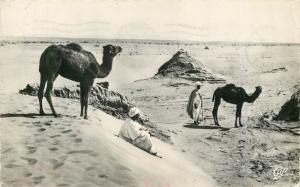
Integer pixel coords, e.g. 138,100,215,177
1,113,78,119
0,113,52,118
183,123,231,131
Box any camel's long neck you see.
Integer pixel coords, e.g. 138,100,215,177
245,90,260,103
96,55,114,78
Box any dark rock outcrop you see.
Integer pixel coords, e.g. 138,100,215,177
19,84,171,142
275,89,300,121
154,50,225,83
263,67,288,74
96,82,109,89
256,114,300,135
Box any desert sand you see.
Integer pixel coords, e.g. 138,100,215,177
0,93,216,187
0,39,299,187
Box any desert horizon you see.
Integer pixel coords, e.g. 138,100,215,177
1,36,300,46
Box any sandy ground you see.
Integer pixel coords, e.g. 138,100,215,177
0,94,216,187
0,40,299,187
118,77,300,187
114,43,300,187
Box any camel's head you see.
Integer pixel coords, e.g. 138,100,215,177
255,86,262,94
103,45,122,57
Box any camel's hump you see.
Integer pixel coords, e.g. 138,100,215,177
65,43,82,52
224,83,236,89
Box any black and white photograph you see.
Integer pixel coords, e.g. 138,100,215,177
0,0,299,186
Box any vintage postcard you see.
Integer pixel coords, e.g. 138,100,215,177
0,0,299,186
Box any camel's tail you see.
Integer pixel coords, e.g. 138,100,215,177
39,51,46,73
212,88,219,102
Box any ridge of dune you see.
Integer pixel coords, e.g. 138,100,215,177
0,94,217,187
19,83,171,143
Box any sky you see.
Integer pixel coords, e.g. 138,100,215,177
0,0,299,43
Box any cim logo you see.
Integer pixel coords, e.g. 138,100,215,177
273,166,288,180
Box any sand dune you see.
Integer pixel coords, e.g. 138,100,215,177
0,94,216,187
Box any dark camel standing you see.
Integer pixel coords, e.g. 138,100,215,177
212,84,262,127
38,43,122,119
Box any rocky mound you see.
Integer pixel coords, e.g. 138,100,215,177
154,50,225,83
263,67,288,74
19,84,171,142
275,88,300,121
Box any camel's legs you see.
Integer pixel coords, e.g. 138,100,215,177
38,74,47,115
216,113,220,126
235,104,243,127
44,54,61,117
84,92,89,119
80,79,94,119
235,105,238,128
45,73,58,117
212,97,221,126
80,84,84,117
238,104,243,127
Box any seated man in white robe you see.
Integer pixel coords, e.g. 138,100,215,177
118,107,157,155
